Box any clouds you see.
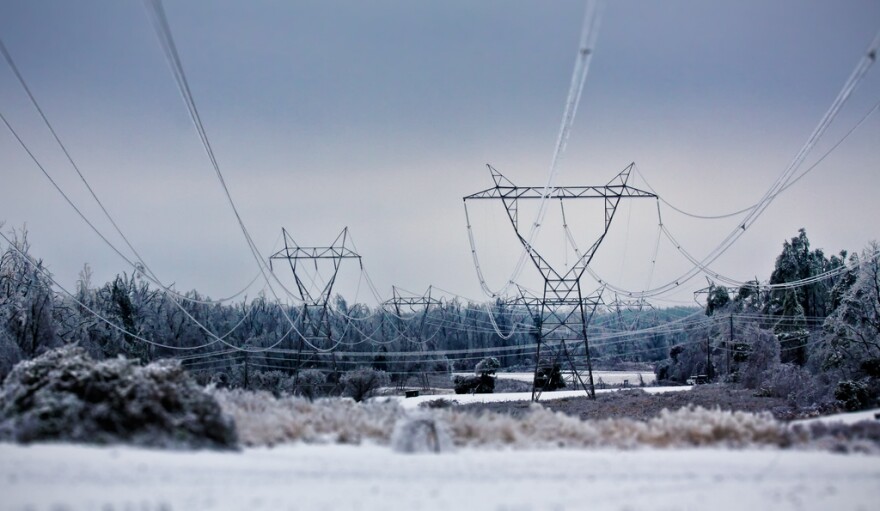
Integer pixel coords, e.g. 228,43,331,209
1,0,878,304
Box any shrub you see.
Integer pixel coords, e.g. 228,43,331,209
295,369,327,401
452,374,494,394
474,357,501,376
737,326,780,389
534,363,565,391
341,368,390,402
835,379,872,411
0,345,237,449
860,358,880,378
252,369,291,396
494,377,532,393
418,398,458,409
759,363,821,406
212,388,401,446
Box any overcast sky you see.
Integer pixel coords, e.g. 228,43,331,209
1,0,878,307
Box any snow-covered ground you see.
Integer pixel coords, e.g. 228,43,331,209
1,442,878,511
794,407,880,426
391,384,691,409
490,370,657,386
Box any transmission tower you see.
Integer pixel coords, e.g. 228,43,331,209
269,227,361,387
605,293,656,362
464,163,656,400
382,286,442,390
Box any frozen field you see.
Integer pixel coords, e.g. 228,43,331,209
493,370,657,386
1,442,878,511
392,384,690,409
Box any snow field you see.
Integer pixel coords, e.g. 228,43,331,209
391,384,689,409
214,389,880,453
1,442,878,511
490,370,657,386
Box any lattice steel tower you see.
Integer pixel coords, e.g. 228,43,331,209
269,227,361,385
382,286,442,390
464,163,656,400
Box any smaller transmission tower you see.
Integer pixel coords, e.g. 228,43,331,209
383,286,442,390
269,227,361,386
605,294,656,363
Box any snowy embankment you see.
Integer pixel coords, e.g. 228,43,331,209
1,442,878,511
389,384,689,409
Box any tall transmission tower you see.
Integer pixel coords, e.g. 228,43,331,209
464,162,656,400
269,227,362,387
382,286,442,390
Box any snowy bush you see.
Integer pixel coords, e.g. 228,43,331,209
737,326,780,389
759,363,823,406
439,404,796,450
0,345,237,449
494,377,532,393
534,363,565,391
453,374,494,394
341,368,390,402
212,388,402,446
474,357,501,376
834,379,872,411
0,328,22,382
295,369,328,401
209,387,878,453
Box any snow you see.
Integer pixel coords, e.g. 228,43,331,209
390,384,691,409
793,407,880,426
1,442,878,511
489,370,657,386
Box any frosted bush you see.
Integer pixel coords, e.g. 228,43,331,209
295,369,328,401
0,346,237,449
211,388,877,453
212,388,402,446
340,368,390,402
440,405,797,450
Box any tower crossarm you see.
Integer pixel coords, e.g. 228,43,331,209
269,246,361,261
463,184,656,201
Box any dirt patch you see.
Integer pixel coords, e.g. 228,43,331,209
458,385,841,422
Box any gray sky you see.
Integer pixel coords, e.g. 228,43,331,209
1,0,878,306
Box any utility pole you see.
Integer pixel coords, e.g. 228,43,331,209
244,350,250,390
464,163,656,401
706,331,712,381
728,314,734,375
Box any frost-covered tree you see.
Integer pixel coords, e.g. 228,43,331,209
819,243,880,381
736,324,780,389
341,367,390,402
765,229,843,365
0,228,60,361
704,283,730,316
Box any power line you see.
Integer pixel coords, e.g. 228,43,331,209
585,27,880,299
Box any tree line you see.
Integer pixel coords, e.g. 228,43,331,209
2,226,878,409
